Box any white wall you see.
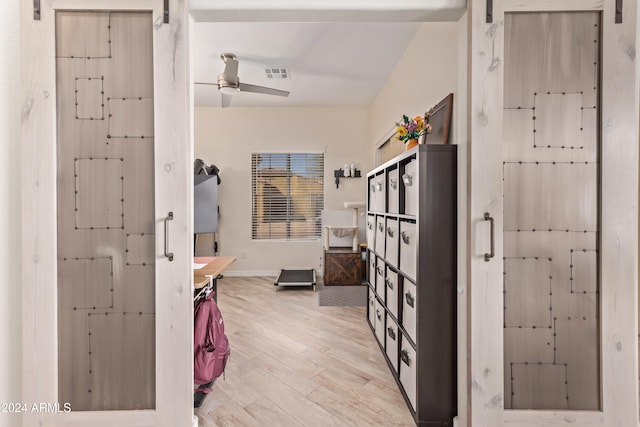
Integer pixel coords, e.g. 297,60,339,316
369,22,460,155
194,107,371,275
0,0,22,426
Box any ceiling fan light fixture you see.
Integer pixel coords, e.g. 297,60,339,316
217,72,239,95
219,85,238,95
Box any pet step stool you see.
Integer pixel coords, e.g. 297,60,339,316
274,269,316,291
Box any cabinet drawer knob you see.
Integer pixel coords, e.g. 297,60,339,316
405,291,415,308
386,226,394,237
376,309,382,321
378,222,384,232
376,266,383,276
367,222,373,230
401,231,410,244
390,178,398,190
400,349,411,366
375,181,383,191
385,277,394,289
387,327,396,340
402,173,413,187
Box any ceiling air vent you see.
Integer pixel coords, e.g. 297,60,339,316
265,68,289,79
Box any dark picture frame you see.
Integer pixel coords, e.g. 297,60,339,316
422,92,454,145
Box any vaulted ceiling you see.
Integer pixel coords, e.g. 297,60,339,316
192,22,421,108
190,1,466,108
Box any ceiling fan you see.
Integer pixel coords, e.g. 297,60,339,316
195,53,290,108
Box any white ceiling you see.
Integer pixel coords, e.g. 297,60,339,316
190,0,466,108
193,22,422,108
189,0,466,23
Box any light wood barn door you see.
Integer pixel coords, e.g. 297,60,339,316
468,1,638,426
21,1,193,426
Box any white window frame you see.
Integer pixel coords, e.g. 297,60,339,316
251,152,325,241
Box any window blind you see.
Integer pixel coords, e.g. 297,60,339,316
251,153,324,240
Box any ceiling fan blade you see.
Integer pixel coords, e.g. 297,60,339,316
194,82,217,86
221,93,232,108
222,55,239,85
238,82,290,97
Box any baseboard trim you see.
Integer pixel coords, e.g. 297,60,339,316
224,270,279,277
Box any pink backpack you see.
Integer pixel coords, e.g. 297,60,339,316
194,293,230,392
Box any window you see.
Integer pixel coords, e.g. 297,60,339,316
251,153,324,240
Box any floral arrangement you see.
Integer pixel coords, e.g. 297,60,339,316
395,114,432,143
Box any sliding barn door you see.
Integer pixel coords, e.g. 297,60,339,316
502,11,600,411
21,1,193,426
468,1,638,426
56,11,158,411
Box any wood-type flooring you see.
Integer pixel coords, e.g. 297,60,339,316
195,276,415,426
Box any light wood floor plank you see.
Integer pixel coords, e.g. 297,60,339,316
251,353,321,396
233,328,326,379
208,371,262,409
218,344,258,378
312,368,413,426
223,332,264,360
324,345,394,379
307,386,390,427
243,397,301,426
363,377,411,407
239,368,342,426
200,404,261,427
299,347,375,384
195,276,415,426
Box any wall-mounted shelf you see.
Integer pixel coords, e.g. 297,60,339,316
334,168,361,188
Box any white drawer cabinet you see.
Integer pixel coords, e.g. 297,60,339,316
365,145,456,425
403,159,419,216
399,221,417,281
366,215,376,249
368,254,376,290
374,172,386,213
399,334,417,411
368,176,377,213
369,172,386,213
375,257,385,297
386,315,399,373
387,168,400,214
374,299,386,346
368,288,376,328
385,267,398,318
385,218,399,268
402,279,417,343
374,216,385,256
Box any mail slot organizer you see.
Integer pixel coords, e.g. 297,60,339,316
365,144,457,426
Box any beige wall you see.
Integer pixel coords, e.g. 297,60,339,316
193,22,462,276
0,0,22,426
194,107,371,275
369,22,460,159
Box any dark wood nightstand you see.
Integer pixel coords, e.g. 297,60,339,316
324,247,363,286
